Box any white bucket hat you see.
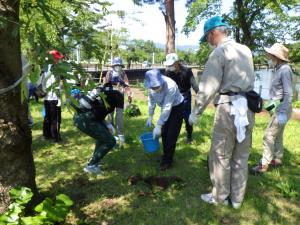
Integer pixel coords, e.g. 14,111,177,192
264,43,289,62
164,53,179,66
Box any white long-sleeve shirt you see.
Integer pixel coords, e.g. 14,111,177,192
37,64,61,101
148,76,183,126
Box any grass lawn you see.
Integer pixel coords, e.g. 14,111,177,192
30,90,300,225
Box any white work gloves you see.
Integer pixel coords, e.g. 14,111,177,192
188,113,199,125
278,113,287,126
56,99,61,107
153,125,162,139
106,123,115,135
146,115,153,127
118,134,125,144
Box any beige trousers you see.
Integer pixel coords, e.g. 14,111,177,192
108,108,124,135
209,103,254,203
261,108,292,165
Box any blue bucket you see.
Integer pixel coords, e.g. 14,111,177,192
41,106,45,118
140,132,160,153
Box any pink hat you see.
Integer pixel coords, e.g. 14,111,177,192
264,43,289,62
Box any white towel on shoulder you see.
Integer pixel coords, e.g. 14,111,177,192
230,95,249,143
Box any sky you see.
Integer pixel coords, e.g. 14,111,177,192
108,0,234,46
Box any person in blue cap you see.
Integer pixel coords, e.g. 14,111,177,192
189,16,255,209
144,69,184,171
103,57,133,145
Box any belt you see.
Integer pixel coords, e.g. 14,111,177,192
220,91,242,96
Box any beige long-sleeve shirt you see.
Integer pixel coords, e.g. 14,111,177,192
193,38,255,115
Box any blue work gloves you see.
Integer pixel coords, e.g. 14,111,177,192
146,115,153,127
153,125,162,139
278,113,287,126
71,88,80,96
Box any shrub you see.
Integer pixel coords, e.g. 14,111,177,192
124,104,141,117
0,187,73,225
292,101,300,108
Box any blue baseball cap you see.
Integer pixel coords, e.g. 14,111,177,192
144,69,165,89
112,57,125,67
200,16,229,42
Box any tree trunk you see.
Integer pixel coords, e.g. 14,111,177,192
164,0,176,54
0,0,38,213
235,0,254,48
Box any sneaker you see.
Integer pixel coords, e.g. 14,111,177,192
41,136,52,141
200,193,228,206
83,165,101,174
187,137,193,144
251,163,268,175
232,201,242,209
159,162,172,171
269,159,282,168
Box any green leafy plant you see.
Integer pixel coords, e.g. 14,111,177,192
292,101,300,108
276,181,299,199
0,187,73,225
124,104,141,117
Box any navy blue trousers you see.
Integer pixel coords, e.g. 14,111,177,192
161,102,184,164
182,91,193,139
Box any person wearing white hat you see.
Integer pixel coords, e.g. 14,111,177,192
164,53,199,144
188,16,255,209
144,69,184,171
252,43,293,174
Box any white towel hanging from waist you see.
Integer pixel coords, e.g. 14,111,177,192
230,95,249,143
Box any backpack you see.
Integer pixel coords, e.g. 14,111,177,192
34,71,46,98
245,90,263,113
34,84,46,98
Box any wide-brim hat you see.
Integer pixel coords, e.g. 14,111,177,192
164,53,179,66
200,16,229,42
144,69,165,88
264,43,289,62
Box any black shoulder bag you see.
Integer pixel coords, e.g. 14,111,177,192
245,90,263,113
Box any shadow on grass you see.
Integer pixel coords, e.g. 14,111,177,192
247,148,300,225
31,102,300,225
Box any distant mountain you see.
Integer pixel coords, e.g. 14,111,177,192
177,45,199,51
155,42,198,51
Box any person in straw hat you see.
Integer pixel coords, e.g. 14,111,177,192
251,43,293,174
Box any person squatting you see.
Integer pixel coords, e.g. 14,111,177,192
39,15,294,210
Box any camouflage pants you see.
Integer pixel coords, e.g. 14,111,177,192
73,112,116,166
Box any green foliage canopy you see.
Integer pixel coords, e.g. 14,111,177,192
183,0,300,52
